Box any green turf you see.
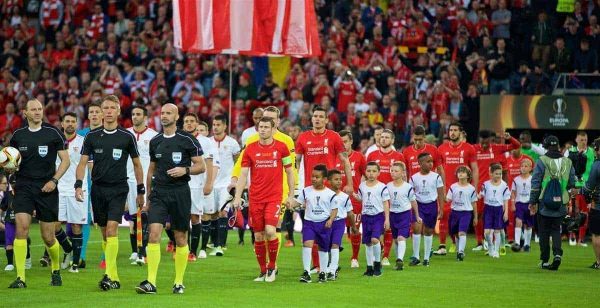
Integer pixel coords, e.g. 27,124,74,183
2,228,598,307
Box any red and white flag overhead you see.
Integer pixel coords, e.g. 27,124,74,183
173,0,321,57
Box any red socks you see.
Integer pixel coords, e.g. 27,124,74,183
383,230,393,258
267,239,279,270
312,245,320,268
254,241,267,273
351,233,361,260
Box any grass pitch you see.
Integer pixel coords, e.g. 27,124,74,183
2,227,598,307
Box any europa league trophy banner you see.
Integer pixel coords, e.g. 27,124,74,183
480,95,599,131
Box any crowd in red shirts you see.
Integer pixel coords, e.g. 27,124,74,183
0,0,598,150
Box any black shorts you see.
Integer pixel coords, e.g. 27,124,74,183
589,208,600,236
148,185,191,232
13,180,58,223
91,182,129,227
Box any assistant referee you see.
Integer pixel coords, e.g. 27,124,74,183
136,103,206,295
8,98,70,288
75,95,145,291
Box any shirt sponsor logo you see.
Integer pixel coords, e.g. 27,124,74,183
95,149,103,154
38,145,48,157
172,152,182,164
156,153,162,159
19,146,27,151
112,149,122,160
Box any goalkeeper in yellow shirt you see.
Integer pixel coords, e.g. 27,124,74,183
230,106,298,269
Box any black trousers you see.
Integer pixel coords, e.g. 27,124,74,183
537,214,563,263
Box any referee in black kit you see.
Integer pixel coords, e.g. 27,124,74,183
136,103,205,295
75,95,145,291
582,138,600,269
8,98,70,289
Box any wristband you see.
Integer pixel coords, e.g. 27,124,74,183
137,184,146,195
51,178,59,185
74,180,83,189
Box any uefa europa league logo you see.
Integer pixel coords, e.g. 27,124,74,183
553,98,566,115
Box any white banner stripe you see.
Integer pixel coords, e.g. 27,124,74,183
230,0,254,51
172,0,183,48
271,0,287,53
286,0,307,54
200,0,214,49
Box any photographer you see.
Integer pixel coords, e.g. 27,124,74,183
529,135,577,271
565,131,595,246
581,138,600,270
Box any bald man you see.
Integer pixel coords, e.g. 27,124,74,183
136,103,206,294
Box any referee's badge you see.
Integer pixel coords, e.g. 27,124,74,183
112,149,122,160
172,152,182,164
38,146,48,157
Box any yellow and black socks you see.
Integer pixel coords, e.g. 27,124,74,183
146,243,161,285
14,239,27,280
174,245,189,285
47,240,61,272
105,237,119,281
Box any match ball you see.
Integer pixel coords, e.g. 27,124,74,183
511,242,521,252
0,146,22,171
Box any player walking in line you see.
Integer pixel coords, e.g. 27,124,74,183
75,95,145,291
209,115,241,256
409,153,445,267
232,116,295,282
8,98,70,288
136,103,206,294
57,113,90,273
438,122,477,255
126,106,158,265
183,113,219,261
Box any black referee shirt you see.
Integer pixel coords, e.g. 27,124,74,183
150,130,203,187
82,126,139,185
10,123,67,182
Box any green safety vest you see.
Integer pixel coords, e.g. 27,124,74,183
556,0,575,13
568,146,595,187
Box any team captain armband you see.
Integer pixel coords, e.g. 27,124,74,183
282,156,292,166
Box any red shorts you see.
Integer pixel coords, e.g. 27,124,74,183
249,201,280,232
476,199,485,215
575,194,589,212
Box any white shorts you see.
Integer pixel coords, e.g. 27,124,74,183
58,193,89,224
198,191,217,215
127,181,140,215
214,187,232,212
190,188,202,215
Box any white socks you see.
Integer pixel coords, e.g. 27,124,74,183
329,248,339,274
318,250,329,272
494,232,502,254
524,229,532,246
396,241,406,261
413,234,421,259
515,227,522,245
372,243,381,263
302,247,312,272
424,235,433,261
458,235,467,253
365,245,374,266
485,231,494,254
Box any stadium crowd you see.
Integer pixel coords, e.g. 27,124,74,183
0,0,598,149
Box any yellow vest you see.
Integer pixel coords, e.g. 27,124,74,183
556,0,575,13
231,130,298,203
